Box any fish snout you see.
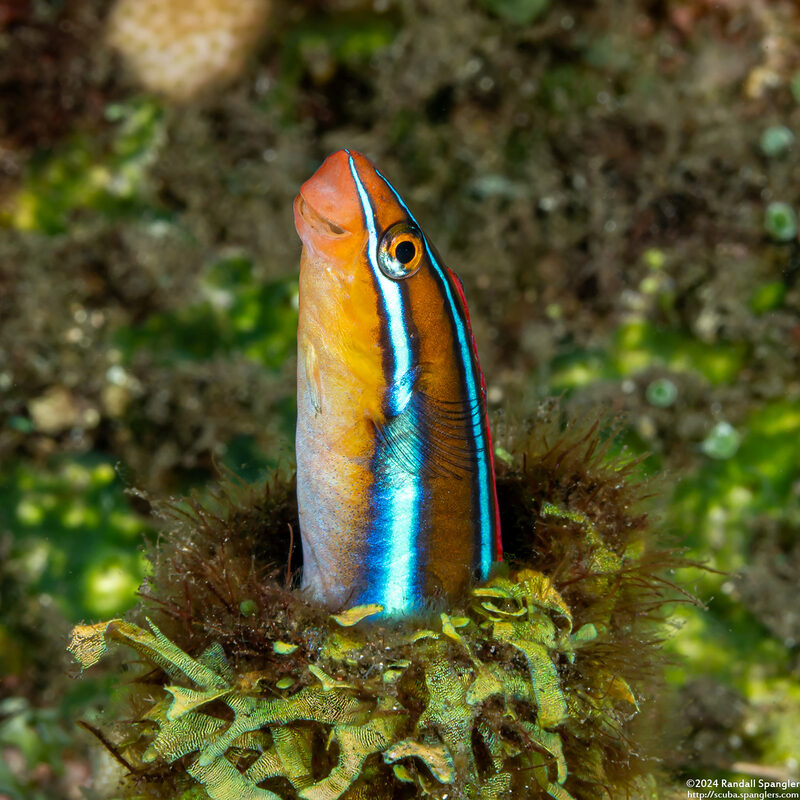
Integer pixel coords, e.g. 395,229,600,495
294,150,364,240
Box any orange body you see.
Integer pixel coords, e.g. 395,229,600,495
294,150,501,614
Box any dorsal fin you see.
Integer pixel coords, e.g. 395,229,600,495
446,266,502,560
446,267,487,398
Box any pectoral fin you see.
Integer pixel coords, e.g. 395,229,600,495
303,341,323,415
372,370,483,480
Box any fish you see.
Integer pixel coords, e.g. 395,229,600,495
293,149,501,615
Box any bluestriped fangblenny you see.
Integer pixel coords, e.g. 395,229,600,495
294,150,501,615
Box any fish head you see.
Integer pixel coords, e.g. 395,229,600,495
293,149,444,350
297,149,433,283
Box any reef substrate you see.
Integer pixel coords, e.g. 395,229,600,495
69,416,690,800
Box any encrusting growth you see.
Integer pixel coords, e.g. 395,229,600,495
106,0,271,101
68,415,693,800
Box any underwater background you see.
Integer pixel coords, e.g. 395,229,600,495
0,0,799,797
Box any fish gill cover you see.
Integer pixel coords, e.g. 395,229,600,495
68,415,692,800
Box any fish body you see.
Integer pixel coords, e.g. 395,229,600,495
293,150,501,615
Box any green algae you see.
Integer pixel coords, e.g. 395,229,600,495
68,558,650,799
113,256,298,370
764,202,798,242
749,280,787,314
6,99,164,235
477,0,550,25
673,399,800,567
549,320,746,391
661,398,800,780
612,321,746,385
0,456,150,621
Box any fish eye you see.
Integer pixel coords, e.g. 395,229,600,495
378,223,423,279
395,240,416,264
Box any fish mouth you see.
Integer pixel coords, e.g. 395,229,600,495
295,193,350,238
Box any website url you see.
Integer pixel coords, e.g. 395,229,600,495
688,793,800,799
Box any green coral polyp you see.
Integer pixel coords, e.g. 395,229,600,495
68,419,685,799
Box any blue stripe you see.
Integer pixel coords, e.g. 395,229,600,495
375,168,494,579
347,154,420,614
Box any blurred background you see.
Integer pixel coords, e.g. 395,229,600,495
0,0,799,797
